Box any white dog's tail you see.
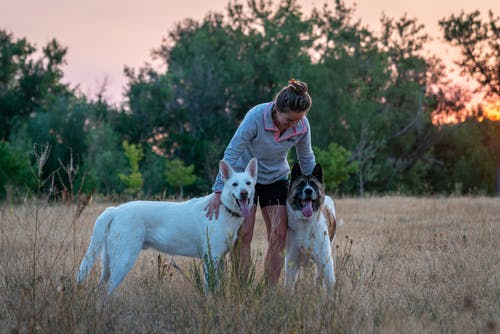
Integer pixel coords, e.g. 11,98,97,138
76,207,115,284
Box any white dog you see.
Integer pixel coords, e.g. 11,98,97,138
77,158,258,294
285,162,337,290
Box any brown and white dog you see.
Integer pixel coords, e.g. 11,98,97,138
285,162,337,290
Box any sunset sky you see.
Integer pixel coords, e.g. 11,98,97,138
1,0,499,107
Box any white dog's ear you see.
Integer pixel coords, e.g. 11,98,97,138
220,160,234,181
245,158,258,179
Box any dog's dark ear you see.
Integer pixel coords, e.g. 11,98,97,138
312,163,323,183
290,162,302,183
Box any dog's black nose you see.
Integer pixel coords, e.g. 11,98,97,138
304,188,313,196
240,190,248,199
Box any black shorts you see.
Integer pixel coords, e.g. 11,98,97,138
254,179,289,208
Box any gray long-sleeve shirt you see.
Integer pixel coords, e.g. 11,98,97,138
212,101,316,192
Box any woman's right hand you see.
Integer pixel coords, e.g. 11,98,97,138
204,192,222,220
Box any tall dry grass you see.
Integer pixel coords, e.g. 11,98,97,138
0,196,498,333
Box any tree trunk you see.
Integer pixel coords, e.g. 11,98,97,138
359,170,364,197
496,157,500,197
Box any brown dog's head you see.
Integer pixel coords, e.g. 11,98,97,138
287,163,325,218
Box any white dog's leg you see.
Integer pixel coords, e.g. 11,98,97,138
98,240,110,287
77,208,115,284
316,241,335,291
105,220,146,294
285,261,300,288
321,258,335,290
202,255,221,294
284,245,301,288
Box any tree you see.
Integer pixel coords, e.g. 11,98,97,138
430,119,498,195
0,30,70,141
84,121,127,195
140,148,168,197
164,158,196,199
306,1,389,195
373,15,442,191
0,141,35,199
440,10,500,97
314,143,358,192
484,120,500,196
9,94,104,197
307,3,445,195
118,141,144,195
126,0,317,192
440,10,500,195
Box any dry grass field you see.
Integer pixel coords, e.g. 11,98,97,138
0,196,498,333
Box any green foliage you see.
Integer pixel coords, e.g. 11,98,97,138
125,0,317,193
165,158,196,198
440,10,500,195
440,10,500,97
0,29,70,141
314,143,358,192
141,149,168,197
84,121,127,195
2,3,499,198
10,95,95,196
311,10,444,195
0,141,35,198
118,141,144,195
430,120,498,195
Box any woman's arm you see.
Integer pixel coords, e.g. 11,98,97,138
212,110,259,192
295,117,316,175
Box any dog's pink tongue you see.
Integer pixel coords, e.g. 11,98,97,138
240,200,250,218
302,201,313,217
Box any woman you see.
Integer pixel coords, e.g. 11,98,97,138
205,79,316,285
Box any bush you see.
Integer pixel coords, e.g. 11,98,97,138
0,141,35,199
314,143,358,192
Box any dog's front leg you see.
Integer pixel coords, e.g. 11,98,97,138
284,245,300,288
285,261,300,288
320,259,335,291
316,242,335,291
202,255,221,294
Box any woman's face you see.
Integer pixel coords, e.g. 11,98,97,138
276,109,306,129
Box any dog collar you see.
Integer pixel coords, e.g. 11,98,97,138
224,205,241,217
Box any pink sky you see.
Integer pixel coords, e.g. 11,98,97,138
1,0,499,105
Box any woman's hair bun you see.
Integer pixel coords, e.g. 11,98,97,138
288,79,308,95
275,78,312,113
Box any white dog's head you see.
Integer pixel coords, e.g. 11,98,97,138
219,158,258,218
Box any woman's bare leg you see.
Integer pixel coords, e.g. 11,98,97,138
261,205,287,285
232,205,257,282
